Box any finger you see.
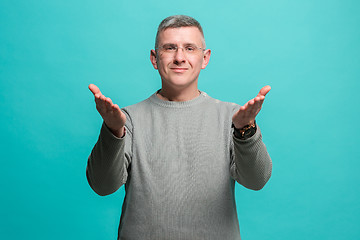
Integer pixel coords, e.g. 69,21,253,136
253,96,263,109
256,96,265,107
242,97,260,116
104,97,113,111
96,95,107,112
258,85,271,97
95,93,106,104
247,100,257,115
242,102,249,111
252,101,262,115
112,104,121,111
94,93,102,99
95,93,105,108
106,97,114,106
94,93,104,103
239,101,252,117
89,84,102,96
100,95,106,102
255,95,266,110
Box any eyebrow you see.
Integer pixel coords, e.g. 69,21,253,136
161,42,198,46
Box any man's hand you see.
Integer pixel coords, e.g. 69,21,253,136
89,84,126,138
232,85,271,129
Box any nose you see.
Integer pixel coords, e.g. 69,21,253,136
173,47,186,64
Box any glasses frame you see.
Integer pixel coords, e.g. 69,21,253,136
155,44,206,56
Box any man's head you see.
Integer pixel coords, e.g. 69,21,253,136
151,15,211,91
155,15,206,49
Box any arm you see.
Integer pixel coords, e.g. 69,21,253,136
86,84,131,196
86,123,132,196
230,125,272,190
230,86,272,190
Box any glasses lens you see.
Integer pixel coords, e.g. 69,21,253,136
159,44,203,56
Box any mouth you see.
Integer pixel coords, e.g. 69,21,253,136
170,68,188,73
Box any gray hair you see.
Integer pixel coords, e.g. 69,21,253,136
155,15,206,49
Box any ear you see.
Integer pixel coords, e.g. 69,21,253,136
150,49,158,69
201,49,211,69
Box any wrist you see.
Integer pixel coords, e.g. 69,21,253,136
107,125,126,138
232,120,257,140
233,119,255,130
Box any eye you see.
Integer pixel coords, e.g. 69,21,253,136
163,44,176,51
185,46,196,52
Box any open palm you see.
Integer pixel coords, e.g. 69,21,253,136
89,84,126,137
232,85,271,129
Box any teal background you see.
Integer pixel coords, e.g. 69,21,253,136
1,0,359,239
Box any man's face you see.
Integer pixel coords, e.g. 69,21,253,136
150,27,211,90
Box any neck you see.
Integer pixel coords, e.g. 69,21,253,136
157,85,200,102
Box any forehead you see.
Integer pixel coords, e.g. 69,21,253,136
158,27,204,45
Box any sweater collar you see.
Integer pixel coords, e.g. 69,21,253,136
149,89,208,108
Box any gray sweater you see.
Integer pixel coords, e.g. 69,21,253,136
86,91,272,240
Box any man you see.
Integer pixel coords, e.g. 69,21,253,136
87,15,272,240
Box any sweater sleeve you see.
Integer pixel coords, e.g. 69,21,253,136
86,118,133,196
230,124,272,190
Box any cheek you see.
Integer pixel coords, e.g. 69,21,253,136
159,62,168,73
158,58,170,69
155,60,164,72
189,56,203,67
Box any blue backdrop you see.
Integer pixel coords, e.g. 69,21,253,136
1,0,359,239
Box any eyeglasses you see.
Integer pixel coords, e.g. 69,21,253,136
156,44,205,56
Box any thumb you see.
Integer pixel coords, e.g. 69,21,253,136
258,85,271,97
89,84,102,96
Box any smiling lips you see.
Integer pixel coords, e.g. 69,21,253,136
170,67,188,73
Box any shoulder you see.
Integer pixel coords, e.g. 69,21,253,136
203,93,241,115
120,93,154,131
122,96,152,113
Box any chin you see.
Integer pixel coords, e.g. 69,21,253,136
168,75,195,85
168,80,195,88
